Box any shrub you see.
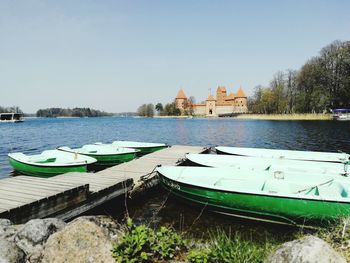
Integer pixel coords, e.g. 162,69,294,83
187,248,211,263
111,218,186,262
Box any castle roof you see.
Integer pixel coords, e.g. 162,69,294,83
176,88,187,99
226,92,236,100
217,86,226,92
235,87,246,97
206,95,216,101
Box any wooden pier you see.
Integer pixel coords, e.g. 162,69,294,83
97,145,208,190
0,145,207,223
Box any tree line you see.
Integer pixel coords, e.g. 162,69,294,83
36,107,112,117
0,106,23,114
249,40,350,114
137,102,186,117
137,97,196,117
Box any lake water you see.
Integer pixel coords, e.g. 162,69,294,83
1,117,350,237
1,117,350,178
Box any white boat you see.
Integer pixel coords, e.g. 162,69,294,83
0,113,24,123
99,141,168,155
58,144,138,166
332,109,350,121
8,150,97,177
186,154,349,176
157,165,350,224
215,146,349,163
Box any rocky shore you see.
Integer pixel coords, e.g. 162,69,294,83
0,216,121,263
1,216,348,263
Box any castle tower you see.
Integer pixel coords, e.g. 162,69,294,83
216,86,227,104
235,86,248,112
175,88,187,111
206,95,216,116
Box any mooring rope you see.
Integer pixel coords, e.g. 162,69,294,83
139,164,161,181
188,202,209,231
147,187,173,228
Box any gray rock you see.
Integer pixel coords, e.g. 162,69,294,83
0,219,17,241
41,216,120,263
0,219,12,228
265,235,346,263
14,218,66,262
0,238,25,263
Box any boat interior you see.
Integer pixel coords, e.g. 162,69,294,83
10,150,94,165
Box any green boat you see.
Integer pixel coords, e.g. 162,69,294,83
157,166,350,225
216,146,350,163
186,154,349,176
110,141,168,156
58,144,139,166
8,150,97,177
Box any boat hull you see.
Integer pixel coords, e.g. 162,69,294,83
159,174,350,225
9,157,88,177
136,146,168,156
82,152,137,166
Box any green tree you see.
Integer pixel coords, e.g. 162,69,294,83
155,103,163,114
146,104,155,117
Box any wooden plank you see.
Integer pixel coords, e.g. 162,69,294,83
51,176,121,184
0,190,38,202
0,180,75,192
50,177,113,187
0,189,46,200
0,202,16,210
8,176,79,188
0,206,9,212
9,176,84,188
54,178,133,221
0,177,74,189
48,179,114,193
0,198,25,207
0,184,60,197
0,184,89,224
0,181,67,193
53,174,126,184
4,178,78,190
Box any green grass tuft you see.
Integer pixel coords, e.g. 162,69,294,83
187,229,275,263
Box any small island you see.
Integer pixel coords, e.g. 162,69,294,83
36,107,113,118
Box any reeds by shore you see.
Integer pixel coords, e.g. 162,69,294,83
236,113,332,121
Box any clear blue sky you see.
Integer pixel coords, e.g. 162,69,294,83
0,0,349,113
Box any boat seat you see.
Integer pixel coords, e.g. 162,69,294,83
214,178,264,192
34,158,57,164
317,182,349,198
261,180,301,194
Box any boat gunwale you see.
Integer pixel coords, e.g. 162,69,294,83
185,153,349,172
111,141,168,149
8,155,96,168
215,147,349,163
57,147,138,157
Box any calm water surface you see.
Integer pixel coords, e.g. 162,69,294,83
1,117,350,237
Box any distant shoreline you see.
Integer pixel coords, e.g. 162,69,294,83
153,115,190,119
153,113,333,120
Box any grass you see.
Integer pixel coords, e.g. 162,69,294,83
112,218,280,263
111,217,350,262
187,229,276,263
